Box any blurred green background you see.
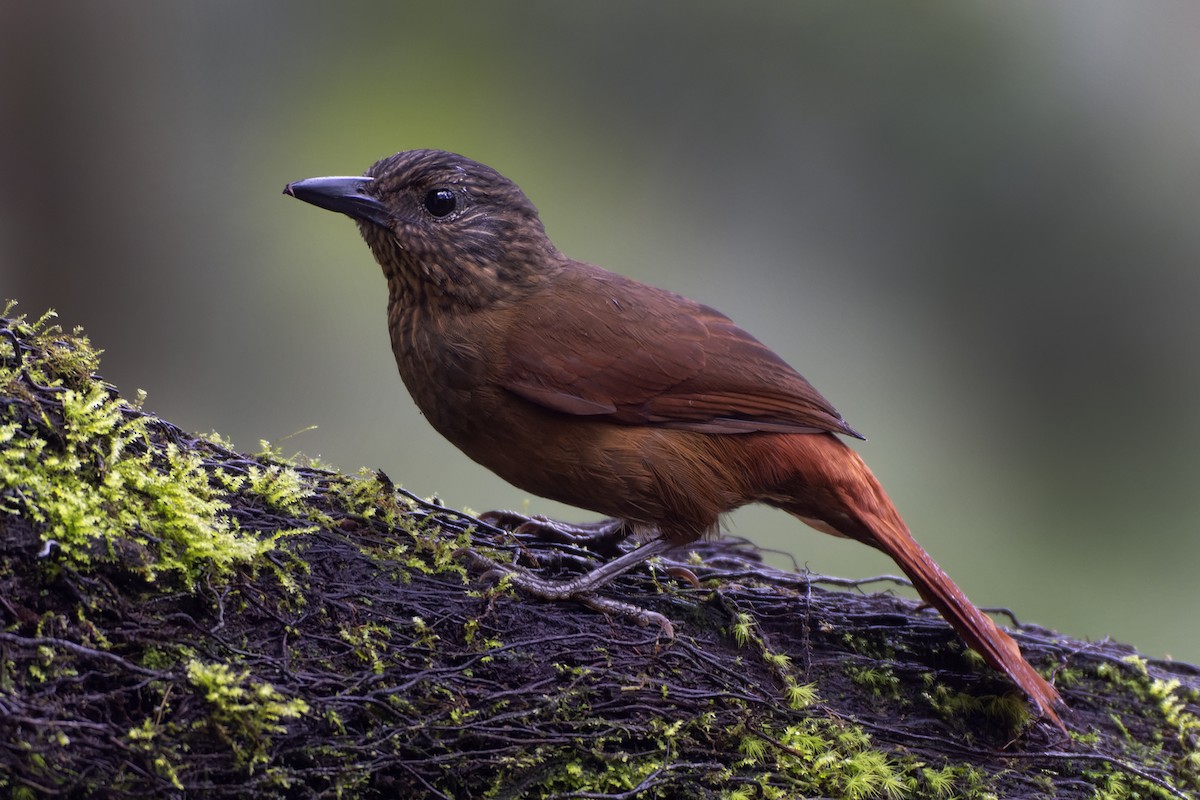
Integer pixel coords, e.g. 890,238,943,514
3,3,1198,662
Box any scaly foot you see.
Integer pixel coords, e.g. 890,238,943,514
465,538,678,636
479,511,631,558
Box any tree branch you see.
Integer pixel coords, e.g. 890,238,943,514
1,309,1197,798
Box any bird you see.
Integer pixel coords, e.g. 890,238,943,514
284,148,1065,730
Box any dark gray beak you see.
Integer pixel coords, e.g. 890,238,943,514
283,176,392,227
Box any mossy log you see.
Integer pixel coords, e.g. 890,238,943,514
1,309,1197,799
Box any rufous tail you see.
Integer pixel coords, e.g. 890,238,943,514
767,434,1066,731
851,504,1065,731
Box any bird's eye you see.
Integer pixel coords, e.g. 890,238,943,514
423,188,457,218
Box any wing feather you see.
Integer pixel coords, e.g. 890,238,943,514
501,264,863,439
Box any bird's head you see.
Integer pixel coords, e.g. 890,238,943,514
285,149,558,305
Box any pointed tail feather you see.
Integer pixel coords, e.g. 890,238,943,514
852,506,1065,731
763,434,1065,731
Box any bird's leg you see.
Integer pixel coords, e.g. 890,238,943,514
479,511,631,557
467,537,678,635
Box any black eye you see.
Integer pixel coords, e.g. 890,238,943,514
423,188,457,218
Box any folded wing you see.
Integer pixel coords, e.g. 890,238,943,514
501,265,863,439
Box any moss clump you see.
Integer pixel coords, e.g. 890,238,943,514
726,608,818,711
732,719,919,799
186,660,310,770
218,462,319,519
845,664,904,701
0,307,276,585
1092,655,1200,792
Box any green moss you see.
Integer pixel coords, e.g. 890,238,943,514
720,718,948,800
186,660,309,771
923,681,1033,732
920,764,971,799
0,311,277,585
521,750,671,799
470,693,1005,800
3,396,269,583
1092,655,1200,791
329,469,484,583
215,462,319,521
724,607,818,711
126,719,185,790
730,611,755,647
338,622,394,674
845,664,904,701
0,306,101,395
408,615,441,650
839,631,899,662
245,463,318,516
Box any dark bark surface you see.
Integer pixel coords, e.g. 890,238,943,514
1,311,1197,799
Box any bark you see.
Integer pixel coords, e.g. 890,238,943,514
1,311,1196,799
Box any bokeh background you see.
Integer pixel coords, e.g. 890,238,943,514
3,3,1198,662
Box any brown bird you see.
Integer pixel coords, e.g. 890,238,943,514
284,149,1065,730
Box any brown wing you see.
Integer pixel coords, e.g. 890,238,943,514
501,263,863,439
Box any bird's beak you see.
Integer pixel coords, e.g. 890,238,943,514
283,176,392,228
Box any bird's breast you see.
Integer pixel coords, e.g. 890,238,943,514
387,305,499,433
